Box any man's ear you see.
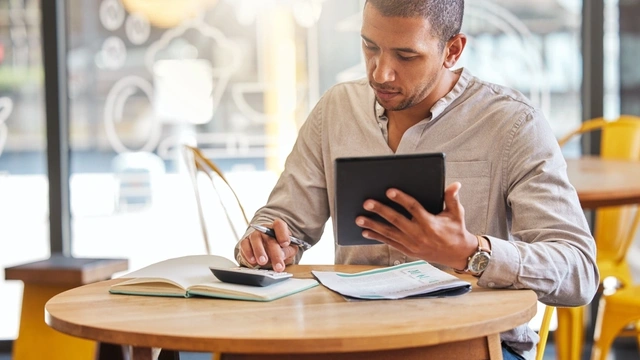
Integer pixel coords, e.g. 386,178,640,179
443,34,467,69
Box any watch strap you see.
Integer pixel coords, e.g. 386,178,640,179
454,235,492,275
477,235,492,254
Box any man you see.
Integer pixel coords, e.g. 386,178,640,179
236,1,599,359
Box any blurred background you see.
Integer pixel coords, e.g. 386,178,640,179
0,0,638,349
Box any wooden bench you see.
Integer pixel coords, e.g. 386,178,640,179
5,254,128,360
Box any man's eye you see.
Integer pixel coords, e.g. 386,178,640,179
397,54,415,61
362,40,378,50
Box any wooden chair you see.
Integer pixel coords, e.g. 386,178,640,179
555,115,640,360
181,144,250,254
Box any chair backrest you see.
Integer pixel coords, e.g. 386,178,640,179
558,115,640,271
535,305,555,360
182,144,249,255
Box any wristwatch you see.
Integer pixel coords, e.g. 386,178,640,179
464,235,492,276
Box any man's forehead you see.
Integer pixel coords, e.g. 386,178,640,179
361,4,434,47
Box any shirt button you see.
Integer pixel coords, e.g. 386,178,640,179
488,282,496,288
393,260,402,265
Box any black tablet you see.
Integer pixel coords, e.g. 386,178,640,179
335,153,445,246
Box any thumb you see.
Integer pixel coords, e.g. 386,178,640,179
443,182,463,216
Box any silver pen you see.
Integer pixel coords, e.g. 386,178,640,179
250,224,312,251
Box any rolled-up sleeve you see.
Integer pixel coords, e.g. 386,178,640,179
477,109,600,306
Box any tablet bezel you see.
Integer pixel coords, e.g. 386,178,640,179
334,153,445,246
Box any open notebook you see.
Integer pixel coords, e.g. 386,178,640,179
109,254,319,302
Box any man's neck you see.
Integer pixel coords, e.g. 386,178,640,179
385,69,461,152
386,69,460,126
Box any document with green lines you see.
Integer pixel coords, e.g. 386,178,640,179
311,261,471,300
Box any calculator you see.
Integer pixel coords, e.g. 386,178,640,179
209,266,293,287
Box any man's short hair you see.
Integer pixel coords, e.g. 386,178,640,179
365,0,464,50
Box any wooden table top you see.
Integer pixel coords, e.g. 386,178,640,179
45,264,537,355
5,254,128,286
566,156,640,209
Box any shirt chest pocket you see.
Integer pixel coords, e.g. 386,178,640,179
446,161,491,234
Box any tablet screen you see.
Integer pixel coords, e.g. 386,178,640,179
334,153,445,246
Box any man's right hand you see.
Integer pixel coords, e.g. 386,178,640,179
238,218,299,272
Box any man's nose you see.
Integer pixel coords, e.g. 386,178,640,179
372,56,395,84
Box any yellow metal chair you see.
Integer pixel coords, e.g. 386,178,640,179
555,115,640,360
182,144,250,254
537,305,556,360
591,286,640,359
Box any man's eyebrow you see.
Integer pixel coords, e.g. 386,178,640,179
361,35,377,46
360,35,420,54
393,46,420,54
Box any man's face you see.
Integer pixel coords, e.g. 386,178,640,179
361,4,446,112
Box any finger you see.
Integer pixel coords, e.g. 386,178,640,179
272,218,292,247
282,245,299,265
385,188,434,225
362,197,413,234
248,231,270,266
238,238,257,265
443,182,464,217
265,238,287,272
359,225,414,256
355,210,405,246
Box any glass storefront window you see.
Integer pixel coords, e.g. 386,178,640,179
604,0,620,120
0,0,48,340
460,0,583,139
67,1,355,270
67,0,586,273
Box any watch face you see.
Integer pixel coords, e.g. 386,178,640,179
469,252,491,273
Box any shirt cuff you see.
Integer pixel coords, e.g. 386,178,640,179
476,235,521,288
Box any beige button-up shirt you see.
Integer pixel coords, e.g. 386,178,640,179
241,68,599,359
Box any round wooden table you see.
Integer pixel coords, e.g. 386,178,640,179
45,265,537,360
566,156,640,209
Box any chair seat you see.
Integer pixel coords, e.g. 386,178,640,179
602,286,640,308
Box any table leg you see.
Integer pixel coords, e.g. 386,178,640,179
129,346,162,360
487,333,504,360
158,349,181,360
223,335,498,359
95,342,126,360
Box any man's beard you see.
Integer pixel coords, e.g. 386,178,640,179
373,77,435,112
377,94,417,111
